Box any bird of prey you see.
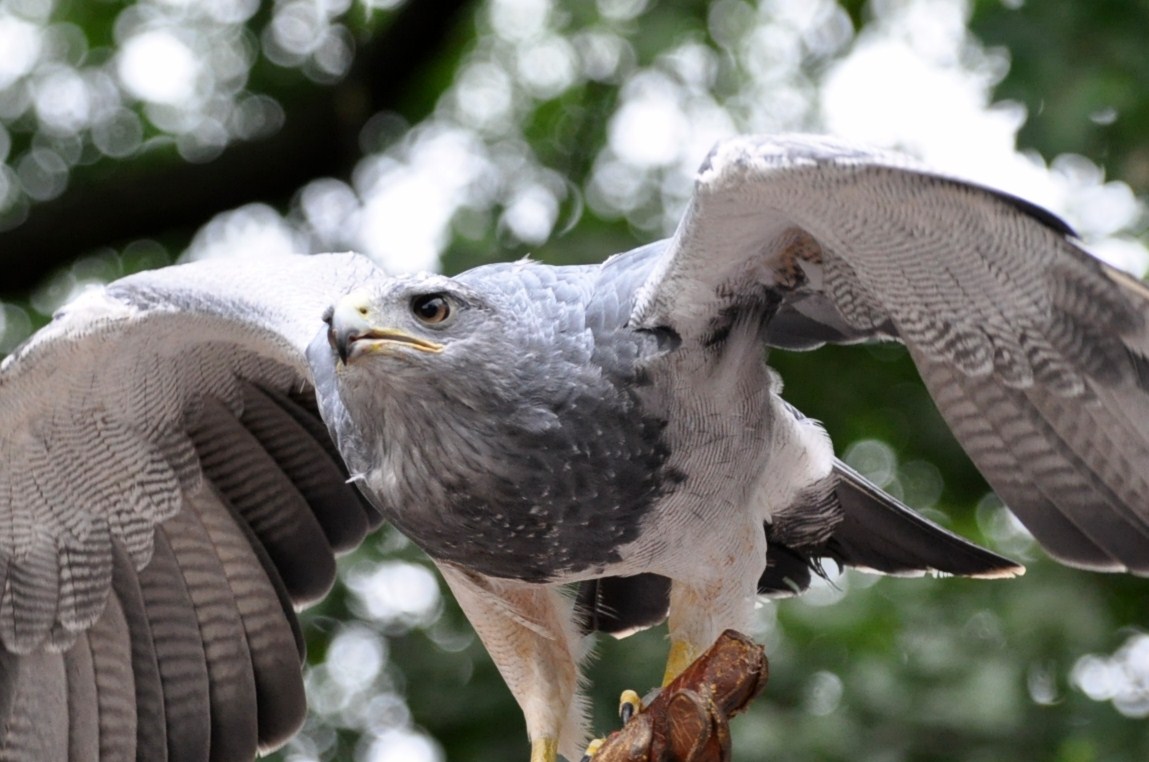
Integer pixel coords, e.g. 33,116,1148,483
2,135,1147,762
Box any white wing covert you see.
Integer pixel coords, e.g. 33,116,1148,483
0,252,384,761
633,134,1149,576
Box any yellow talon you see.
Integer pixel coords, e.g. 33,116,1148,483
618,688,643,724
579,738,604,762
530,737,558,762
662,638,698,685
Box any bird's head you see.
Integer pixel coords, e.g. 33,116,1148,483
312,268,579,501
322,273,496,376
312,266,582,446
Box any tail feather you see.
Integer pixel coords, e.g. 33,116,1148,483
759,459,1022,596
577,459,1020,633
826,460,1022,578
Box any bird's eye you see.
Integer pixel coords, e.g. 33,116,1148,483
411,293,453,325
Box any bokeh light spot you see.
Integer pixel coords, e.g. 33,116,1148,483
32,66,91,135
346,561,442,632
328,626,387,694
843,438,898,488
364,729,443,762
16,146,68,201
92,107,143,157
1073,634,1149,718
804,670,844,716
0,15,42,90
118,29,201,105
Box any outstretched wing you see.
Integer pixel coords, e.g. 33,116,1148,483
633,134,1149,575
0,252,384,760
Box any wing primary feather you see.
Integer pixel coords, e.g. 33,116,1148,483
239,383,370,553
63,632,100,762
189,486,308,752
0,649,69,761
138,529,211,762
203,487,306,661
161,504,260,762
758,460,1021,597
921,351,1149,573
266,386,385,530
0,647,17,750
822,460,1022,578
86,583,138,762
187,395,337,605
110,539,167,762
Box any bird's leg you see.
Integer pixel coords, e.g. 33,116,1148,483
662,529,765,686
664,632,702,686
532,738,560,762
438,564,585,762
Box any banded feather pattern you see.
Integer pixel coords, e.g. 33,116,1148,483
0,253,383,759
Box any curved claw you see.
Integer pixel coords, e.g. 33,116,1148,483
619,689,644,725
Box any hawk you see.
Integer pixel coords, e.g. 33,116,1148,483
1,136,1146,761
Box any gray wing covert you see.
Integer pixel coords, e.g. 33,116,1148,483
631,134,1149,575
0,252,384,760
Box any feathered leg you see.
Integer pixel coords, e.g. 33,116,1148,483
437,564,586,762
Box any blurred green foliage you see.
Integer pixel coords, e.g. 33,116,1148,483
972,0,1149,195
1,0,1147,761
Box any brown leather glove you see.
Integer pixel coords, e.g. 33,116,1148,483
593,630,769,762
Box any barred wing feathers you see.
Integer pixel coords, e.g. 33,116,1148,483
0,252,383,760
634,135,1149,575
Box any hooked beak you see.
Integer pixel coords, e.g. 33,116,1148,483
325,291,444,365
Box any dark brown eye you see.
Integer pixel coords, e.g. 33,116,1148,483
411,293,452,325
